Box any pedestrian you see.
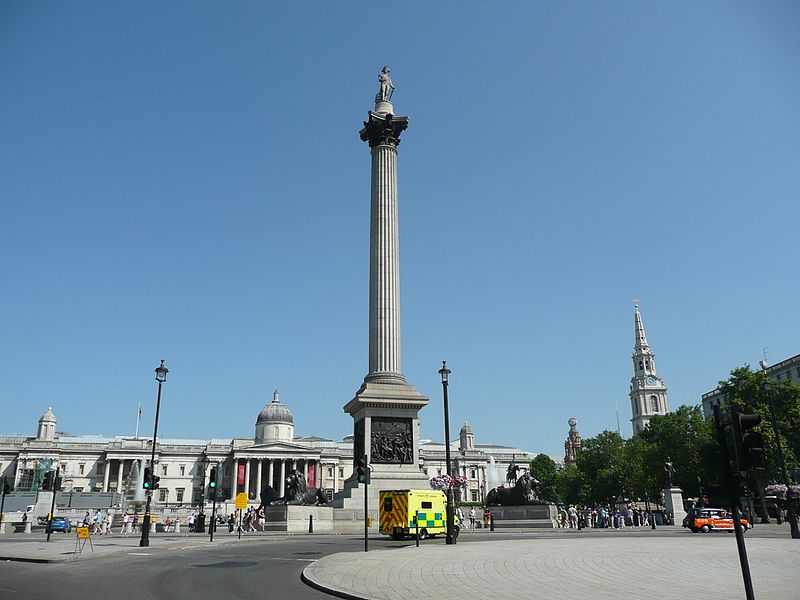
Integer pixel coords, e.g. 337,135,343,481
568,505,578,529
469,507,476,532
188,514,195,532
257,506,265,531
106,512,113,534
122,513,130,534
228,513,235,533
132,513,139,533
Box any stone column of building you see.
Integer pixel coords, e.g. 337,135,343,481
333,462,339,492
116,460,124,492
268,459,274,491
256,459,263,498
103,459,111,492
244,459,251,498
279,461,286,497
337,70,430,511
303,460,309,483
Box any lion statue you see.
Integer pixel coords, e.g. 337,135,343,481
485,472,542,506
261,469,327,506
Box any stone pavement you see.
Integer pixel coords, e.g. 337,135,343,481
303,532,800,600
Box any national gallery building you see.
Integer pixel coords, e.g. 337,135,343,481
0,392,532,508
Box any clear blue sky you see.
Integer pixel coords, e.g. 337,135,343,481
2,2,798,458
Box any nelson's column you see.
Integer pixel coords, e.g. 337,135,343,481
334,68,429,510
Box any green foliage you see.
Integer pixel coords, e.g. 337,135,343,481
548,365,800,507
717,366,800,481
528,454,559,502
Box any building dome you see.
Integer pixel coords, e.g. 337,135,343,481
40,407,57,423
37,407,57,441
255,390,295,444
459,422,473,435
256,390,294,425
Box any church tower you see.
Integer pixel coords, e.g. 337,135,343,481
629,302,668,434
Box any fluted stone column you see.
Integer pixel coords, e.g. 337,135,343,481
244,460,251,499
336,72,430,512
116,460,124,493
268,460,274,490
361,108,409,385
103,460,110,492
256,460,262,498
279,461,286,497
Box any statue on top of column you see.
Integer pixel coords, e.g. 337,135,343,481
376,66,395,102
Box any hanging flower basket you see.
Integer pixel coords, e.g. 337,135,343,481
429,474,468,491
764,483,788,499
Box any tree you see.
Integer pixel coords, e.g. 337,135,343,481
529,454,559,502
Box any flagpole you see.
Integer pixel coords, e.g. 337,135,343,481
135,403,142,439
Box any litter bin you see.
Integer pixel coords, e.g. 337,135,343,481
195,515,206,533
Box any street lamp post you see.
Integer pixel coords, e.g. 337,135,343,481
761,368,800,539
140,360,168,547
439,361,456,545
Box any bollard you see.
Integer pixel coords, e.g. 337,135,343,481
309,514,314,533
126,522,132,535
0,521,5,535
415,510,420,547
175,520,181,534
25,521,32,534
489,514,495,532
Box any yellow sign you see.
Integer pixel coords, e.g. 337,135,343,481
235,492,248,509
76,527,90,539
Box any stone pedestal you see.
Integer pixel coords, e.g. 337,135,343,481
485,504,558,529
0,521,5,534
662,486,687,525
24,521,31,534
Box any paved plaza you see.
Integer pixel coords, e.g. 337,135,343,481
304,530,800,600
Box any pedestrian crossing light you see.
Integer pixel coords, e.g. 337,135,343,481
143,467,152,490
209,468,217,499
152,474,161,490
356,455,369,484
41,471,54,491
731,411,766,471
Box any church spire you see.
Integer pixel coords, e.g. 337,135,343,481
629,299,669,434
634,299,649,352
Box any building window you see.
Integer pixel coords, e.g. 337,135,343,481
162,464,168,476
158,489,168,502
79,464,85,475
470,469,476,478
179,465,185,476
649,396,659,412
328,467,334,477
326,489,334,502
176,488,185,503
339,467,344,477
471,490,478,502
639,361,643,371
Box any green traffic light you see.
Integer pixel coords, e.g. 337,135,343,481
209,481,216,488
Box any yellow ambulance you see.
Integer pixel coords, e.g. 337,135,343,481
379,489,461,540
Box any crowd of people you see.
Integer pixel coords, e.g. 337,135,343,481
557,504,671,528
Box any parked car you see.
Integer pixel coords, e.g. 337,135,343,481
683,508,749,533
47,517,72,533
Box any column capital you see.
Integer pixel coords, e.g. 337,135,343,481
360,111,409,148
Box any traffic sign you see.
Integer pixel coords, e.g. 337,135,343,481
235,492,248,509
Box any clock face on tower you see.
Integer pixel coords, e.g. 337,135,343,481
646,376,656,385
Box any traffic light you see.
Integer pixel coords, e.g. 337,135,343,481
41,471,54,491
355,455,369,484
143,467,152,490
152,474,161,490
209,468,217,500
53,474,62,492
731,411,766,471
